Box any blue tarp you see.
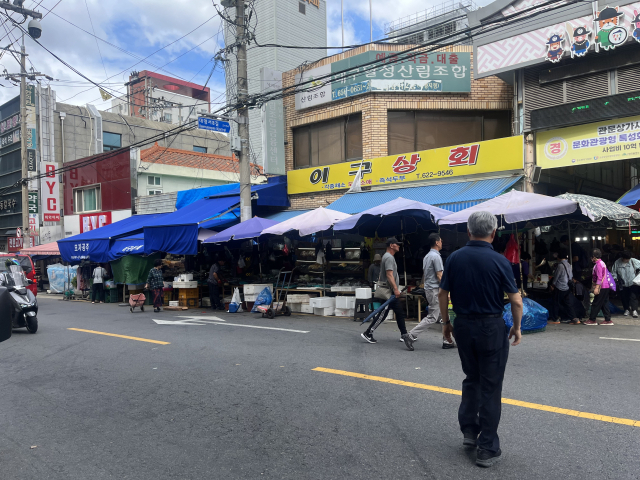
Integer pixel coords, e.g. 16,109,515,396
175,176,289,209
58,214,168,264
109,234,144,259
143,196,240,255
327,176,522,214
618,183,640,208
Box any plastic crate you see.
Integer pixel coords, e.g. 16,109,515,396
163,295,170,306
178,288,199,299
105,288,120,304
179,297,199,308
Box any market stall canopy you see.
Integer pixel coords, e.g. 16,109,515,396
333,197,450,237
557,193,640,228
327,176,522,214
109,234,144,260
20,241,60,256
143,196,240,255
260,207,351,237
175,176,289,209
58,213,169,264
204,217,279,243
618,184,640,210
439,190,593,228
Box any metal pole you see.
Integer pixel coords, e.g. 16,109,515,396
20,33,30,251
568,222,573,266
370,0,372,43
236,0,252,222
341,0,344,52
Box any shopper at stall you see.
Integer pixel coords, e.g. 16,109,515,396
549,249,580,325
438,211,523,468
367,254,381,287
91,263,108,304
405,233,455,349
208,257,225,311
585,249,613,326
560,235,587,278
611,251,640,318
361,237,414,351
145,259,165,313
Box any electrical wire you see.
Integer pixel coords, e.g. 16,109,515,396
83,0,107,81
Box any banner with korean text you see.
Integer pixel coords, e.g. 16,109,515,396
287,136,524,195
41,161,60,222
536,115,640,169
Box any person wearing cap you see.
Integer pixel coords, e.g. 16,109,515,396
361,237,414,351
403,233,455,349
438,211,523,468
367,253,382,287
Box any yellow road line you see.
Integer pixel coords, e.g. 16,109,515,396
68,328,170,345
313,367,640,428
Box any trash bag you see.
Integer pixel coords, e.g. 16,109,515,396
251,287,273,313
504,234,520,264
503,298,548,332
228,287,243,313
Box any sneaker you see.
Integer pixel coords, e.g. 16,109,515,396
560,318,571,324
600,320,614,325
548,319,561,324
361,332,377,344
442,338,456,349
476,448,502,468
399,333,418,342
634,311,638,318
583,320,598,325
624,310,630,316
401,333,414,351
463,432,477,447
569,319,581,325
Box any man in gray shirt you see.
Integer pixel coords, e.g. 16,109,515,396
550,248,579,324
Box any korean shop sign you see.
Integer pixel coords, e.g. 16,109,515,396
287,135,523,194
536,114,640,169
295,51,471,110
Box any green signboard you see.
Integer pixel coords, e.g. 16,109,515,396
28,192,38,214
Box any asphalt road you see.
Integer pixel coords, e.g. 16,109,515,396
1,295,639,479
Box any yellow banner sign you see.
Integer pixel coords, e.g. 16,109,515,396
536,115,640,169
287,136,524,195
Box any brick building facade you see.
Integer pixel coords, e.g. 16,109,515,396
281,44,513,210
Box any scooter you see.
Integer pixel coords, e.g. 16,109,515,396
0,271,38,334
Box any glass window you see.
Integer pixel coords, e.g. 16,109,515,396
483,111,511,140
293,114,362,168
388,111,415,155
193,146,207,153
148,190,163,195
73,186,100,213
299,2,306,14
164,113,172,123
103,132,122,152
147,176,161,186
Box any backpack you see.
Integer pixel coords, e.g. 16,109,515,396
606,269,617,292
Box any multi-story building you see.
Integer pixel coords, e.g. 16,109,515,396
111,70,211,125
223,0,327,171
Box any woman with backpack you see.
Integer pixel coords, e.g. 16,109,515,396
585,249,614,326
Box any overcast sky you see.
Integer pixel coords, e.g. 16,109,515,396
0,0,493,112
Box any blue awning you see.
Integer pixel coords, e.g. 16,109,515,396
327,177,522,214
109,234,145,259
175,176,289,209
58,213,168,264
143,196,240,255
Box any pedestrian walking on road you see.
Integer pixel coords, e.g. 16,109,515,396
145,259,164,313
405,233,455,349
586,249,613,325
549,248,580,325
361,237,414,351
438,211,523,468
91,263,107,304
368,253,381,287
611,251,640,318
208,257,225,311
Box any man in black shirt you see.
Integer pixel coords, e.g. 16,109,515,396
439,211,523,468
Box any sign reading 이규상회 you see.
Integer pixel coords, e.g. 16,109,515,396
536,115,640,169
287,136,524,195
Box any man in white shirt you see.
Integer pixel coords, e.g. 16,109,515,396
91,264,108,304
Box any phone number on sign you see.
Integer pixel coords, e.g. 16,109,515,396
415,169,454,179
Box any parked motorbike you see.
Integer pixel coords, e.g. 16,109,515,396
0,269,38,334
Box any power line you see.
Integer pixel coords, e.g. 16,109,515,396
83,0,108,80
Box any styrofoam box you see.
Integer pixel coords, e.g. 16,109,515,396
356,288,372,299
243,284,273,295
169,301,179,307
314,306,335,316
179,274,193,281
331,286,356,292
174,281,198,289
310,297,335,308
301,304,314,314
334,307,354,317
289,303,303,313
335,296,356,309
287,294,311,303
244,294,258,302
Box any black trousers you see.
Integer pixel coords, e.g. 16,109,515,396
589,288,611,321
91,283,104,302
208,283,223,309
453,316,509,454
619,285,639,312
550,288,576,321
365,296,408,335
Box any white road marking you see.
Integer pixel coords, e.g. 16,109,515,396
153,318,309,333
600,337,640,342
208,322,309,333
176,316,226,322
153,319,206,325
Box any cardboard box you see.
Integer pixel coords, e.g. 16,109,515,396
335,296,356,309
314,306,335,316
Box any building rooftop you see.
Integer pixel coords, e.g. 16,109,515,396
384,0,477,34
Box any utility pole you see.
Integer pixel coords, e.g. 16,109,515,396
19,34,28,249
235,0,251,221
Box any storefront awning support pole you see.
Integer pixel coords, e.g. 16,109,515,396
401,219,409,317
568,221,573,266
